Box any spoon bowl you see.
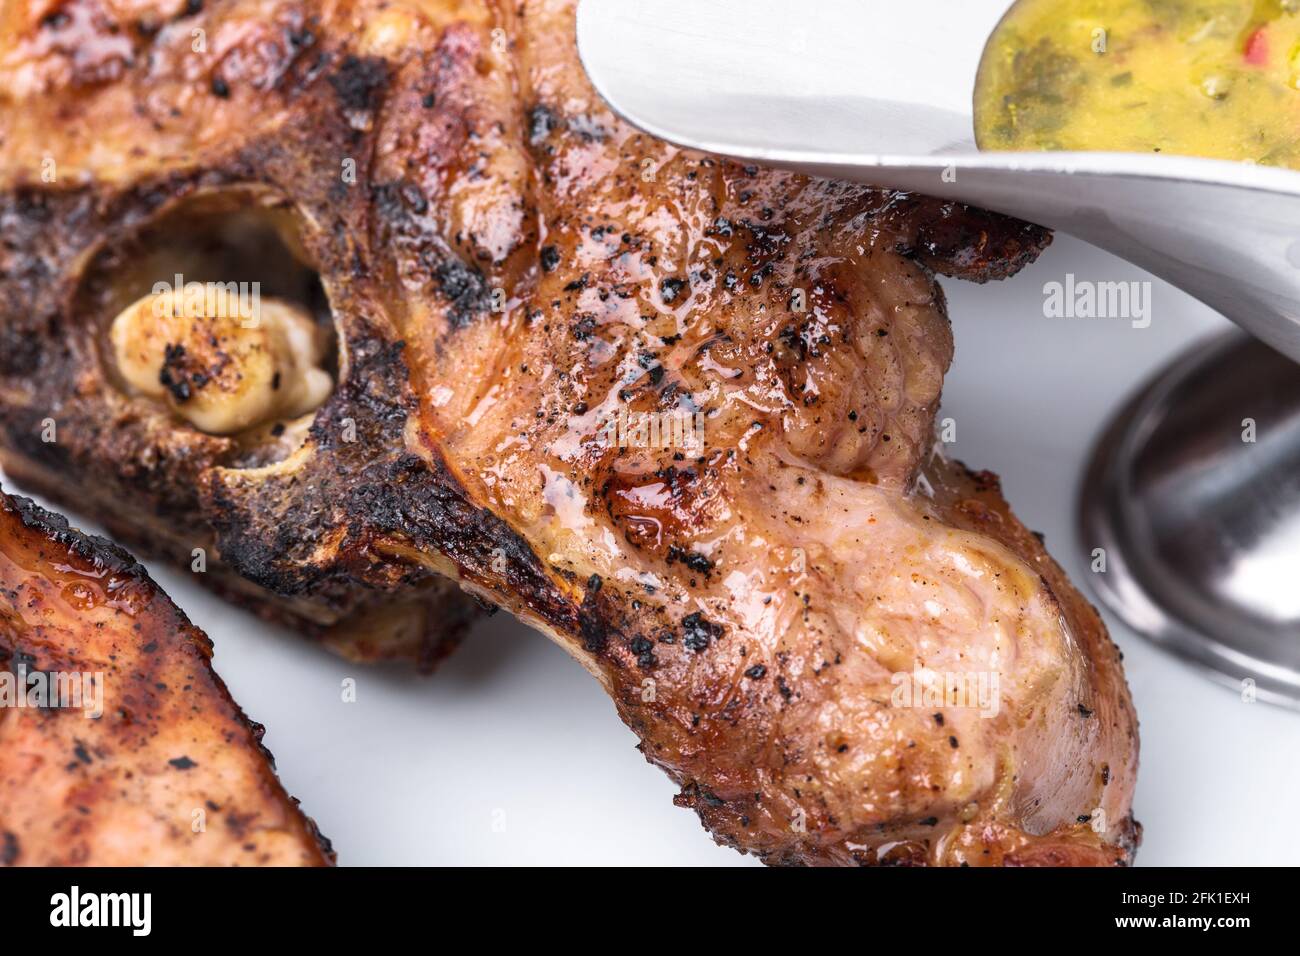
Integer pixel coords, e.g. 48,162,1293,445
1081,332,1300,708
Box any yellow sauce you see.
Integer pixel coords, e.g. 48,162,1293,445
974,0,1300,166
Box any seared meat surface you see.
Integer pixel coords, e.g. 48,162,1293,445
0,0,1138,864
0,490,333,865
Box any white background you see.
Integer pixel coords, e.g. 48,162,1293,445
7,234,1298,866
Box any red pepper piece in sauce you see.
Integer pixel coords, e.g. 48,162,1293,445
1244,26,1270,66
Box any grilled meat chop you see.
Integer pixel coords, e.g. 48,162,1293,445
0,0,1139,864
0,489,333,865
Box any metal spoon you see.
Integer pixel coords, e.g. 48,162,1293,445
578,0,1300,706
1081,332,1300,708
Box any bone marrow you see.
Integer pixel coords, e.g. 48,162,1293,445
110,286,333,435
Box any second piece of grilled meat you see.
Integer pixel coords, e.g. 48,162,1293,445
0,489,333,865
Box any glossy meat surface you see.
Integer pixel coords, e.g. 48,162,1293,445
0,0,1138,864
0,490,333,865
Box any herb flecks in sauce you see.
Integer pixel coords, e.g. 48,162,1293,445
975,0,1300,166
